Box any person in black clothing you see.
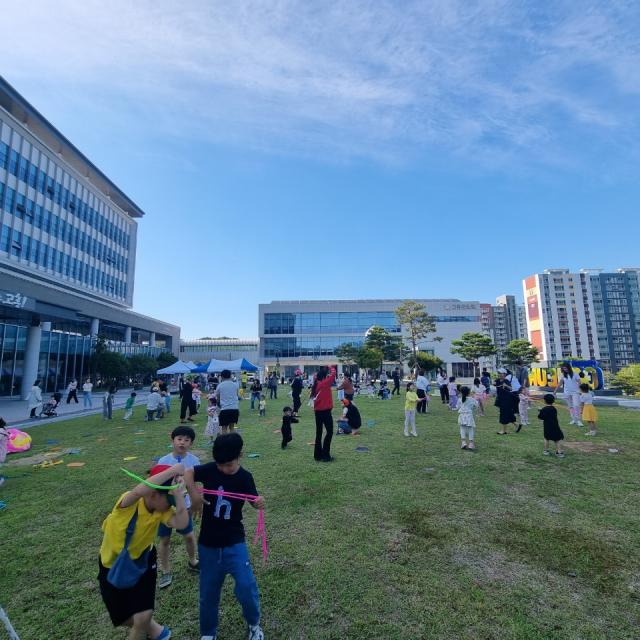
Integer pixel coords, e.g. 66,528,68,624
250,379,263,410
281,406,298,448
391,368,401,396
180,379,195,422
538,394,565,458
290,370,304,416
185,433,265,640
339,399,362,434
495,370,516,434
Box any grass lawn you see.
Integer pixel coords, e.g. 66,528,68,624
1,390,640,639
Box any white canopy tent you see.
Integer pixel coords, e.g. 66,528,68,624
156,360,194,375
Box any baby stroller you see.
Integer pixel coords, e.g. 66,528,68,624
40,392,62,418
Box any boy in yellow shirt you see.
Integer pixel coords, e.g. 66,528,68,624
98,463,188,640
404,382,419,437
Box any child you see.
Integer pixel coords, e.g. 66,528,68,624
0,417,9,487
448,377,458,410
205,396,220,443
146,388,162,421
517,386,531,431
258,394,266,417
457,386,478,450
123,392,136,420
471,378,486,416
579,383,598,436
538,394,565,458
193,384,202,409
98,463,187,640
157,427,201,588
103,386,115,420
186,433,265,640
281,406,299,448
404,382,418,437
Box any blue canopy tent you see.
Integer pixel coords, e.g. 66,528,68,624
206,358,260,373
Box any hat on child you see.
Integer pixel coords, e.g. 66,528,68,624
341,399,350,406
148,464,176,505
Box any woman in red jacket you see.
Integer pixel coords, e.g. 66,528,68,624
311,366,336,462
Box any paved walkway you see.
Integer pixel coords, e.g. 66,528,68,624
0,389,165,429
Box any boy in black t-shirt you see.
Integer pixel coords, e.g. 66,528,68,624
538,394,565,458
281,406,299,449
186,433,265,640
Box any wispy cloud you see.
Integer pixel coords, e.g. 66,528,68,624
2,0,639,169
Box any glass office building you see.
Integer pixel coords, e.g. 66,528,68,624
0,76,179,396
259,299,482,377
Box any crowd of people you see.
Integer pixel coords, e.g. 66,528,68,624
0,360,599,640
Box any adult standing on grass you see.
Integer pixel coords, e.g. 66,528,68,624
311,365,336,462
27,380,43,418
437,369,449,405
268,374,278,400
216,369,240,433
180,379,195,423
82,378,93,407
337,371,355,401
495,369,516,435
291,369,304,416
391,368,401,396
250,378,263,410
554,363,584,427
97,463,187,640
66,378,79,404
415,369,430,414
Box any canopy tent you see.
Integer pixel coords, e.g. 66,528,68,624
189,361,210,374
156,360,194,375
206,358,260,373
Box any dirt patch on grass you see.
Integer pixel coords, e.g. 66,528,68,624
7,449,76,466
564,441,618,453
452,547,533,585
493,517,623,593
399,508,449,546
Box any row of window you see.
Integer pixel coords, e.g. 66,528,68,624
0,141,130,250
0,182,129,274
0,225,127,299
263,312,479,335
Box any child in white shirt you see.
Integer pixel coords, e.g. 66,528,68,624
456,386,478,450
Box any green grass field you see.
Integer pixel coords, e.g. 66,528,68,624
1,391,639,639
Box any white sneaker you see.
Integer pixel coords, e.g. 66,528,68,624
411,432,418,437
404,431,409,437
248,625,264,640
576,421,584,427
201,636,216,640
569,420,576,425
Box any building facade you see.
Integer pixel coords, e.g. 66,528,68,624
0,77,179,396
480,295,527,366
523,268,640,371
180,338,259,364
259,299,482,378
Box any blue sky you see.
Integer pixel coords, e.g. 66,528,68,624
2,1,639,338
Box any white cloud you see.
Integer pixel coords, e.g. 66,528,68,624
1,0,639,168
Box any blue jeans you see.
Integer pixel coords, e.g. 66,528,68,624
199,542,260,637
250,392,260,409
83,392,92,408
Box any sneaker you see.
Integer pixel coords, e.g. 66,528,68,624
461,443,467,449
555,452,566,458
411,432,418,437
320,456,334,463
543,450,550,456
569,420,576,425
201,637,216,640
589,430,597,436
155,626,172,640
468,443,475,450
576,421,584,427
188,560,200,573
404,431,409,437
158,573,173,589
516,423,522,433
248,625,264,640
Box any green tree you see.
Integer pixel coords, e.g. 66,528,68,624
611,364,640,396
502,339,540,366
408,351,443,374
395,300,439,358
450,332,497,377
334,343,361,366
356,347,384,373
156,352,178,369
94,351,128,385
127,355,159,382
92,334,109,383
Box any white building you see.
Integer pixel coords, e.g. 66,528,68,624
180,338,259,364
259,299,482,378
